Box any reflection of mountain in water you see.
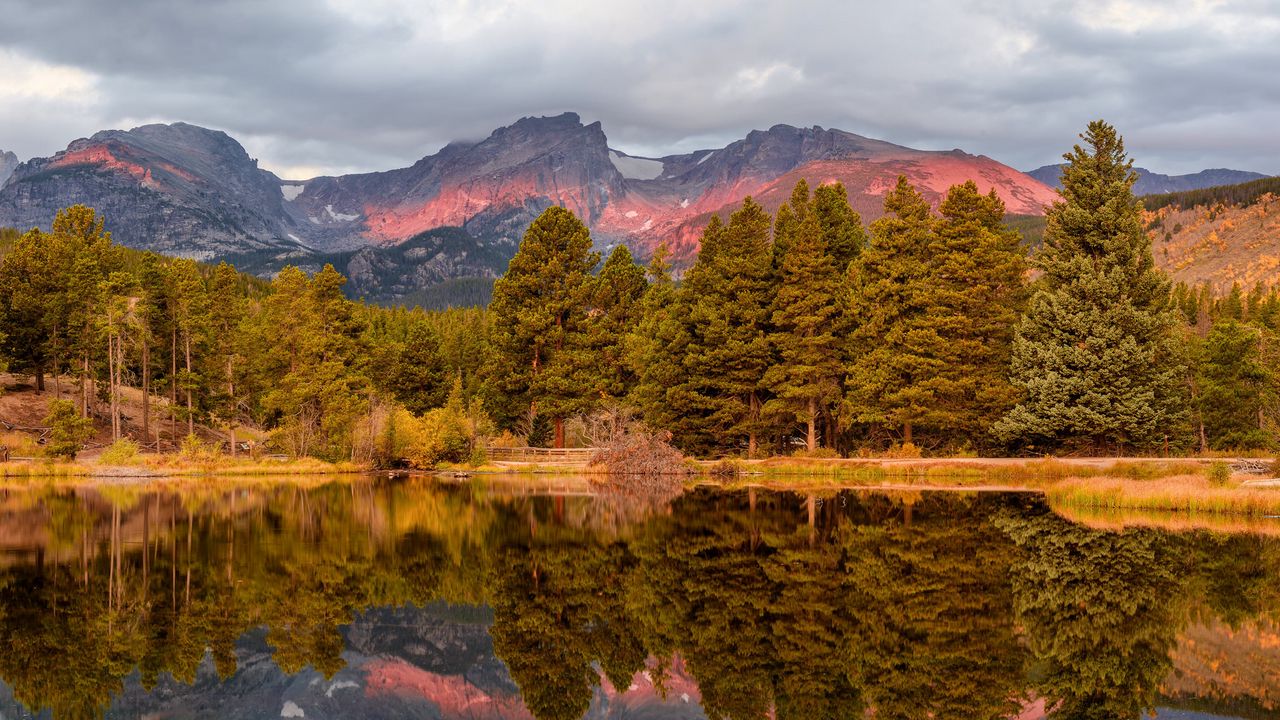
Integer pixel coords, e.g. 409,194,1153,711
0,480,1277,719
77,604,703,720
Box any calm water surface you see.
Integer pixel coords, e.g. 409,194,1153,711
0,477,1277,720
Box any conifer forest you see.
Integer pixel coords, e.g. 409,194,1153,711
1,121,1277,464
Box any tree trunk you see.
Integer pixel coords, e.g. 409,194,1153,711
142,338,150,446
227,355,236,458
108,332,119,441
553,417,565,449
34,364,44,393
1199,420,1208,454
807,397,818,452
184,332,193,437
171,327,178,445
81,354,90,418
903,421,913,446
748,392,760,458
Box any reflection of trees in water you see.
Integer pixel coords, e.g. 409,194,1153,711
997,506,1184,720
1,482,1280,719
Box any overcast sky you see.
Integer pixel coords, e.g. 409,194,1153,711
1,0,1278,178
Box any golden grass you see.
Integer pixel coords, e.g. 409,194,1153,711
1055,503,1280,536
1047,474,1280,517
1,454,365,480
712,457,1212,489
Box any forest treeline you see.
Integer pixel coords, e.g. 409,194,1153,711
1,120,1277,461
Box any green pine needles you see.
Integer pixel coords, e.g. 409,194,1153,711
995,120,1188,453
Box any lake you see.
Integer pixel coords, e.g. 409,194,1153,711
0,476,1276,719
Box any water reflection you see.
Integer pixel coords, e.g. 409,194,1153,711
0,478,1277,719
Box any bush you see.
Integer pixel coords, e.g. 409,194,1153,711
99,438,140,465
1206,461,1232,487
384,382,492,469
886,441,922,459
44,400,93,460
179,433,217,462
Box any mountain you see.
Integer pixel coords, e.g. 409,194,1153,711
1028,163,1269,196
0,123,303,259
0,114,1059,300
288,112,1059,262
0,151,16,189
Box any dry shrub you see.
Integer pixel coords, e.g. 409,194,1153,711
586,406,692,493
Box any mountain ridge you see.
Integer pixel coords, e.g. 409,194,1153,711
1027,163,1268,196
0,114,1059,301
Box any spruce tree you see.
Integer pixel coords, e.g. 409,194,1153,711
586,244,648,401
923,181,1029,445
681,199,775,455
626,243,711,452
1195,320,1277,450
812,182,865,273
844,176,938,447
486,206,599,447
762,210,845,451
995,121,1186,452
771,179,811,269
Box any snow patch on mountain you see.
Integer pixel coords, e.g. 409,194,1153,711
609,150,663,180
325,204,359,222
280,183,305,201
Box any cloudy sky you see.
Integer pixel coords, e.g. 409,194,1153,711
1,0,1277,178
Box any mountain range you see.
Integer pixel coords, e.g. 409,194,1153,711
0,114,1268,302
1027,163,1268,196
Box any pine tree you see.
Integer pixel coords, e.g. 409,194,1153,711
626,244,706,447
168,259,208,436
1195,320,1277,450
486,206,599,447
207,263,247,455
771,179,811,269
844,176,938,447
812,182,866,273
995,121,1187,452
380,320,449,415
762,210,845,451
922,181,1029,445
681,198,775,455
586,244,648,401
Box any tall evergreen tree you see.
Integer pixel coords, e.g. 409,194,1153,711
586,244,648,401
762,211,845,451
486,206,599,447
923,181,1029,445
844,177,938,446
681,198,775,455
771,179,811,269
626,244,707,448
995,121,1187,452
812,182,866,273
1195,320,1277,450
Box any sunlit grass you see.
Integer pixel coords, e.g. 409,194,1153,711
1047,474,1280,517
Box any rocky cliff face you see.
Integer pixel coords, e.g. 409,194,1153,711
0,123,304,258
0,151,17,190
1028,163,1268,196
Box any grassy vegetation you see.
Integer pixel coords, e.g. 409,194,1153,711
0,453,365,480
710,456,1209,486
1047,473,1280,517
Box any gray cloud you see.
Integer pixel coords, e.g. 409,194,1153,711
0,0,1277,177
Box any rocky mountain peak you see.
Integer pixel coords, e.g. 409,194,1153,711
0,150,17,189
